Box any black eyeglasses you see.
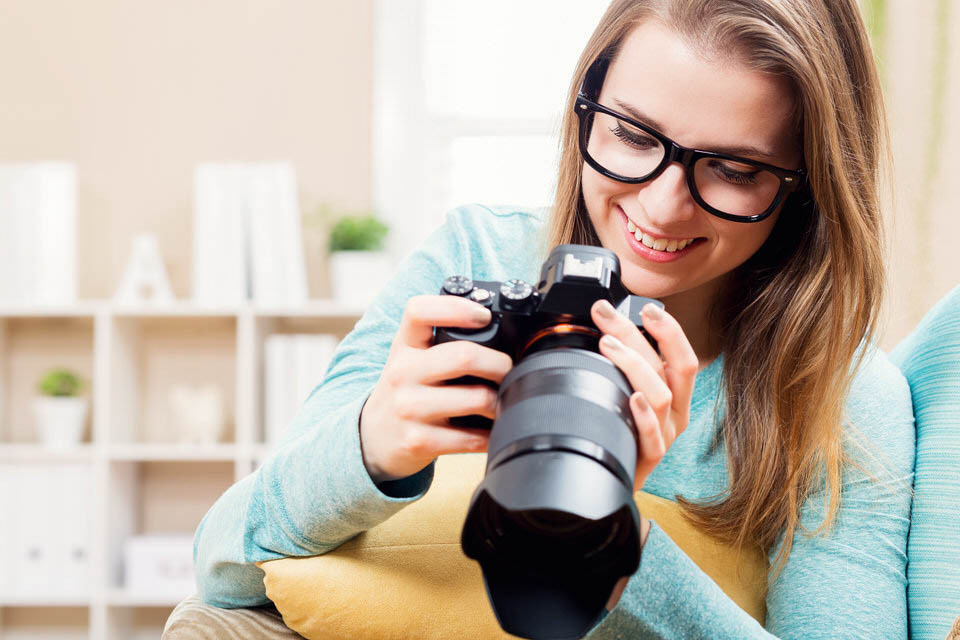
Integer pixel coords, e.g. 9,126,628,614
574,94,806,223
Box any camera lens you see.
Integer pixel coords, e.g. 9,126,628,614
461,348,642,640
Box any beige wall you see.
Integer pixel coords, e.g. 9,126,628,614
882,0,960,348
0,0,957,344
0,0,374,299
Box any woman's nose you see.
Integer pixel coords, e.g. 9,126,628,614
635,163,698,223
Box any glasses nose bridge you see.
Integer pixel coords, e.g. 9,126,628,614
665,141,697,169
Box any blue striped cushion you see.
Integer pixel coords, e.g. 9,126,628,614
889,285,960,640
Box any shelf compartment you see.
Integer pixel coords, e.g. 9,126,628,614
107,316,237,445
0,606,89,640
106,461,233,596
105,605,175,640
0,462,95,604
0,316,95,445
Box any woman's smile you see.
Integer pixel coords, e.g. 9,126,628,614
619,207,706,263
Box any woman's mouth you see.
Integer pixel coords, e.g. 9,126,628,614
619,210,705,262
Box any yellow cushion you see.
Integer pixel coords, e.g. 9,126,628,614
261,454,767,639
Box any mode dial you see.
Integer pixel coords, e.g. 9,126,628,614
442,275,474,296
500,279,534,306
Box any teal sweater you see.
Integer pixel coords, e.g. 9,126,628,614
194,204,916,639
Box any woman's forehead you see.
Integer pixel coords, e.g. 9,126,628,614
602,20,800,162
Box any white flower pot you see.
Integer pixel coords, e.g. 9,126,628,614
329,250,393,307
33,396,88,448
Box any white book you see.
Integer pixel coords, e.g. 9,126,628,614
193,164,249,305
0,465,11,597
295,334,338,407
53,464,93,597
0,163,77,304
264,334,290,444
247,163,307,306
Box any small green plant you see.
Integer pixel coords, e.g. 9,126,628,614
37,368,85,397
328,215,389,253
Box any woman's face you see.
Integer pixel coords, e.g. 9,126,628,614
581,20,803,309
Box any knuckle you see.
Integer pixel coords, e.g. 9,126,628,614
393,396,417,422
678,356,698,378
654,391,673,413
404,295,432,324
382,365,405,391
453,342,477,371
401,428,431,458
649,446,665,463
479,386,498,410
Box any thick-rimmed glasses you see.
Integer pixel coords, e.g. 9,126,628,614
574,95,806,223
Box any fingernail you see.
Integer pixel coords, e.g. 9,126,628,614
642,303,664,321
600,334,625,351
595,300,617,319
473,306,492,324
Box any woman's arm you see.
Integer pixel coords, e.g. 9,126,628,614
588,350,914,639
193,211,472,607
192,204,545,608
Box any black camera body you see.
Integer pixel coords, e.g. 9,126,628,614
436,244,660,364
433,245,663,640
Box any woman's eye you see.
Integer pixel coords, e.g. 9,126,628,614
710,160,759,186
610,123,658,150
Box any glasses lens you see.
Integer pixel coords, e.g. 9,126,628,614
693,156,781,217
585,109,665,180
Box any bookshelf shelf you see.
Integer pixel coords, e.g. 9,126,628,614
103,589,186,607
0,299,363,640
106,443,239,461
0,443,96,462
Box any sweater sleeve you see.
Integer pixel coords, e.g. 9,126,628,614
588,350,915,639
193,209,471,608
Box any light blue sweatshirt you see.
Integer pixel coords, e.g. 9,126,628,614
194,204,915,639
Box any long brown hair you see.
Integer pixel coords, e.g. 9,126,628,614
547,0,889,571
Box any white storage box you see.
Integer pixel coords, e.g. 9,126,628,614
123,534,196,596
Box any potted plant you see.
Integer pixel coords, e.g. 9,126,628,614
327,213,391,306
33,368,89,448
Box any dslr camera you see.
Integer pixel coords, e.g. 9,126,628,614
434,244,663,640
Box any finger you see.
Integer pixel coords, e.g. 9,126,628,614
397,295,492,349
591,300,662,376
630,391,665,490
639,304,698,419
417,340,513,386
401,424,492,461
598,333,672,423
394,384,499,422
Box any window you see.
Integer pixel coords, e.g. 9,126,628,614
373,0,609,255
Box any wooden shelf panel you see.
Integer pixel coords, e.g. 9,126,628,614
0,443,95,462
106,444,238,461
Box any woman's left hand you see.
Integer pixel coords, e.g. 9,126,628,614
591,299,699,611
590,299,699,493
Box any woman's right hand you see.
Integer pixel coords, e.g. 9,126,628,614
359,294,513,484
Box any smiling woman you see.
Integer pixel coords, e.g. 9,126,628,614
186,1,915,639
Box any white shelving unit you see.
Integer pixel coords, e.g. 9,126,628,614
0,300,364,639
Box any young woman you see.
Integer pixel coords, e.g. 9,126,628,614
189,1,914,637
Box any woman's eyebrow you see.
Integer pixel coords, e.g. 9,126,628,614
613,99,780,161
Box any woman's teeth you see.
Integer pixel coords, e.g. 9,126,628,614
626,219,695,252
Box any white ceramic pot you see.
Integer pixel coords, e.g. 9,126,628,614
329,250,393,307
33,396,89,448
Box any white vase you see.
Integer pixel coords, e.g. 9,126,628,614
329,250,393,307
33,396,89,448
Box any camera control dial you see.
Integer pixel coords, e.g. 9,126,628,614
500,279,534,309
468,287,494,306
442,275,474,296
